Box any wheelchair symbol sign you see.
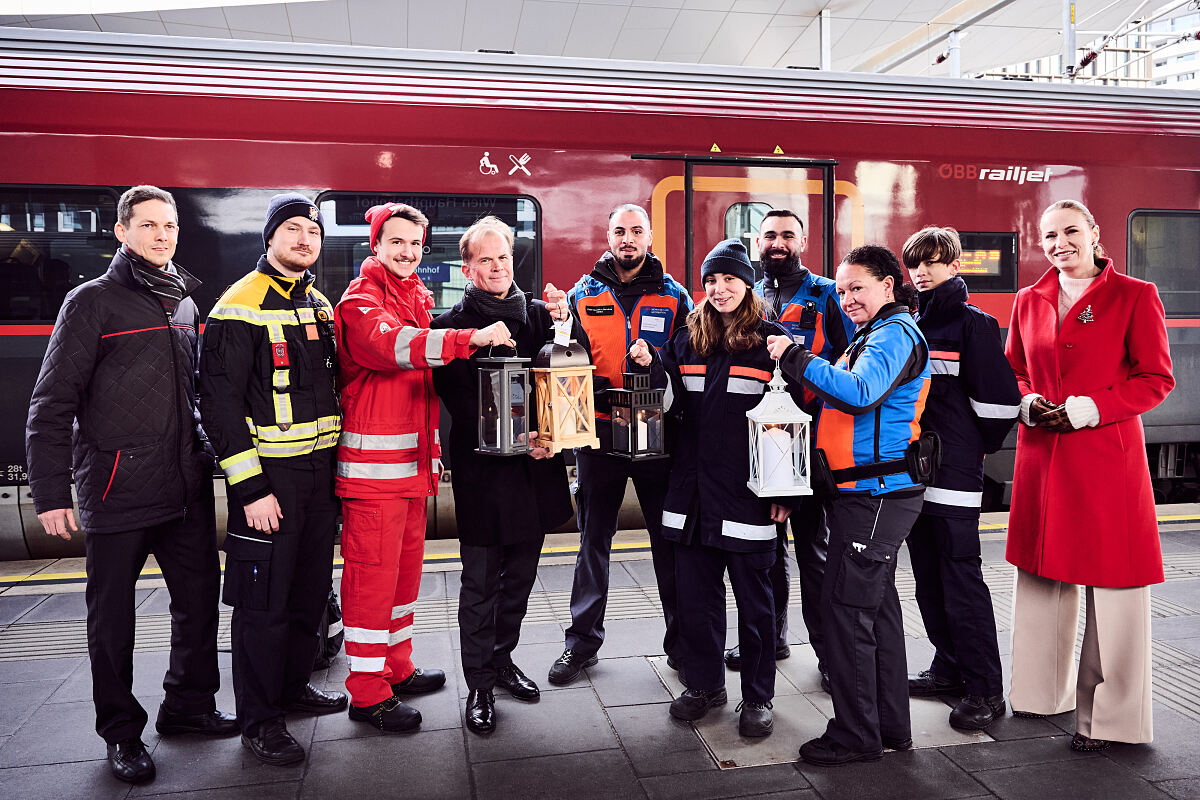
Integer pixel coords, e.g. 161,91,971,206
479,152,500,175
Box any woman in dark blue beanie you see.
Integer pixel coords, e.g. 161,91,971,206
631,238,803,739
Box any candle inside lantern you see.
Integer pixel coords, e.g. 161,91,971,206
761,425,795,489
635,410,648,454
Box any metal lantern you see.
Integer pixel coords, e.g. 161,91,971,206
608,372,666,461
532,321,600,456
476,355,532,456
746,365,813,497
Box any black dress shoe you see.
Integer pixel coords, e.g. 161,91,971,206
949,694,1006,731
1070,732,1111,752
392,667,446,695
465,689,496,734
737,700,774,738
155,705,239,736
107,737,155,784
547,649,597,685
286,683,348,714
669,687,728,721
799,734,883,766
496,664,540,701
241,718,304,766
348,695,422,733
820,670,832,695
724,643,791,671
907,670,966,697
882,734,913,751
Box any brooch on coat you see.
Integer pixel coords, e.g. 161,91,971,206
1077,305,1094,324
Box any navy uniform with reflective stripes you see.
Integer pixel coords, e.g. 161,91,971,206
754,267,855,664
198,257,341,736
654,318,804,704
908,275,1020,697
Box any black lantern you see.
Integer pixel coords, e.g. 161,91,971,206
476,355,532,456
608,372,666,460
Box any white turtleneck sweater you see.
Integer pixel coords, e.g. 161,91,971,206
1018,269,1101,429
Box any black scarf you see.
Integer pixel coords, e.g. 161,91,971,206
463,281,528,333
125,244,185,316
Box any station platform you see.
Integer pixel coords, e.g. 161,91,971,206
2,506,1200,800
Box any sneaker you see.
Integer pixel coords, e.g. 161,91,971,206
348,695,422,733
737,700,773,738
547,649,598,685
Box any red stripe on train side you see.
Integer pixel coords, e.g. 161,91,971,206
0,325,54,335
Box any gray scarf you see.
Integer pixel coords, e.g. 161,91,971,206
463,281,528,332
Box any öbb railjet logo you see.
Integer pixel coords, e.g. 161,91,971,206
938,164,1053,183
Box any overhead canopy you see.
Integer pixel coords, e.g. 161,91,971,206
0,0,1157,78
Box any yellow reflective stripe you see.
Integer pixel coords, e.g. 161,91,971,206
209,306,302,326
219,449,263,484
266,322,286,343
256,431,341,457
272,369,290,391
274,393,293,428
297,307,316,324
247,415,341,442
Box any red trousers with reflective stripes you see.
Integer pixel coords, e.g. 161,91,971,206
340,496,427,707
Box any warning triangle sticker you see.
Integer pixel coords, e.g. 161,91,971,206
710,143,721,153
773,145,784,155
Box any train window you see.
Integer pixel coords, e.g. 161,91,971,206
315,193,540,314
0,186,119,322
1128,210,1200,317
955,232,1017,292
724,202,773,265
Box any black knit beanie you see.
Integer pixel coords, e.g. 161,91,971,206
700,238,755,287
263,192,324,250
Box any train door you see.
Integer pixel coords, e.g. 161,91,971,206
641,156,840,294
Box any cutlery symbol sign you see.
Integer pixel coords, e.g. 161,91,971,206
508,153,532,176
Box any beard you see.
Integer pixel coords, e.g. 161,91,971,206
612,250,645,272
761,249,800,276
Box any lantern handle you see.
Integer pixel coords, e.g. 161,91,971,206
768,361,788,392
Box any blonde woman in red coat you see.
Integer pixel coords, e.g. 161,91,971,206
1005,200,1174,752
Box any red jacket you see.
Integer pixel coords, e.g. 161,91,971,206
334,258,475,499
1005,261,1174,587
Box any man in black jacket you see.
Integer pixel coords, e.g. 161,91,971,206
26,185,236,786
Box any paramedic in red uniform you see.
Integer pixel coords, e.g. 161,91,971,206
546,203,693,685
334,203,512,732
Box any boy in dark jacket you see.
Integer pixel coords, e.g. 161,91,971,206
901,227,1021,730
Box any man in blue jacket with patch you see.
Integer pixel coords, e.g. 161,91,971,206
901,227,1020,730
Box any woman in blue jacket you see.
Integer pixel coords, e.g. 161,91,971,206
768,245,930,766
632,239,801,739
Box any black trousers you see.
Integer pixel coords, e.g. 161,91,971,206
223,457,338,736
566,449,677,659
676,541,776,704
765,496,827,662
458,535,545,691
821,491,923,753
906,512,1003,697
84,482,221,744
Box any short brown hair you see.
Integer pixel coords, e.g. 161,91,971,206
459,215,514,262
118,185,177,227
901,226,961,270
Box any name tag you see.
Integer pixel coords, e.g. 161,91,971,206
586,305,614,316
640,314,665,333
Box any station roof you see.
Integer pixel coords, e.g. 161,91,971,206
0,1,1154,78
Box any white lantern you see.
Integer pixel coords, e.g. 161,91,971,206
746,365,812,497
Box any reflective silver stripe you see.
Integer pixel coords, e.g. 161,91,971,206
969,398,1020,419
336,461,419,480
682,375,705,392
923,486,983,508
391,602,416,620
339,431,419,450
727,377,765,395
327,620,343,637
388,625,413,646
226,531,272,545
424,328,451,366
343,626,389,645
662,510,687,529
930,359,960,376
257,440,317,457
721,519,777,541
349,655,386,672
209,305,298,325
393,327,422,369
663,380,675,412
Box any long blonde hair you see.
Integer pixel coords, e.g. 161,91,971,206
688,289,766,358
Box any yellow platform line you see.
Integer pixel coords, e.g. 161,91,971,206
3,513,1196,587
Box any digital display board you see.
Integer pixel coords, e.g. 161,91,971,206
958,249,1002,277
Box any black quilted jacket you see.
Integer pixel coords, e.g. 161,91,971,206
26,247,214,534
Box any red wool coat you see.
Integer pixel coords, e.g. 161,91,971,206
1005,261,1174,587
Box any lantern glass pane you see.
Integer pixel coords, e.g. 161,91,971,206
759,422,798,490
480,370,502,449
612,405,631,453
640,408,663,453
509,372,527,447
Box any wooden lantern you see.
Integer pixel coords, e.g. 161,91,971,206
532,325,600,456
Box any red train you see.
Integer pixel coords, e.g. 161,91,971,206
1,27,1197,559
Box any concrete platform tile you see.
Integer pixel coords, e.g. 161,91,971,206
535,563,579,592
589,655,672,706
1102,704,1200,782
695,693,831,769
606,702,715,778
0,593,48,624
300,729,468,800
1158,777,1200,799
0,655,83,684
452,640,577,698
0,679,61,736
0,758,133,800
797,748,985,800
16,591,90,622
592,616,670,659
1152,580,1200,611
417,570,446,600
974,754,1173,800
640,762,810,800
1153,615,1200,641
0,698,159,768
939,734,1089,771
775,644,824,695
983,710,1073,741
128,731,304,795
908,696,992,749
463,685,619,763
138,782,301,800
472,749,641,800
